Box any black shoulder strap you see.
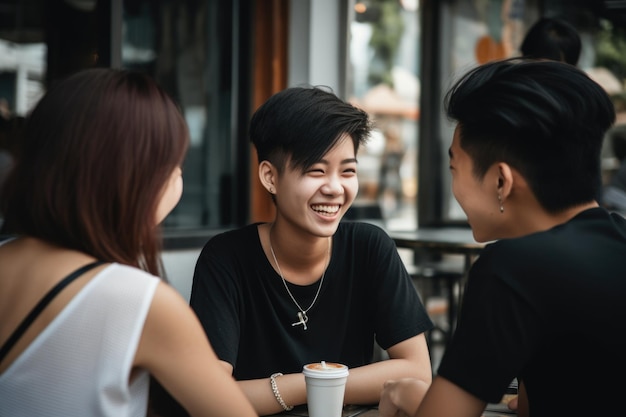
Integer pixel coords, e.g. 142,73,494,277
0,260,105,364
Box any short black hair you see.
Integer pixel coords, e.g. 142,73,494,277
520,17,581,65
249,86,371,173
445,58,615,213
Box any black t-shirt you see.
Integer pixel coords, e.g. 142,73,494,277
437,207,626,416
190,221,433,380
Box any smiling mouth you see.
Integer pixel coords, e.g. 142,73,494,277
311,204,340,215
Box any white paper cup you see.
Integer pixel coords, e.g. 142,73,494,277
303,362,349,417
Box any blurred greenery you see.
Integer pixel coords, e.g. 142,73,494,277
364,0,405,87
595,19,626,83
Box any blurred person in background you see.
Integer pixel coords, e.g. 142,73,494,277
602,125,626,213
0,115,13,209
520,17,581,65
377,120,406,212
0,104,22,225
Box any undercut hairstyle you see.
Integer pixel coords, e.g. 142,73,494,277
0,68,189,276
249,86,372,173
445,58,615,213
520,17,581,65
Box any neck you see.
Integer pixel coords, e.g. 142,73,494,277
267,223,331,285
269,223,330,262
505,201,598,239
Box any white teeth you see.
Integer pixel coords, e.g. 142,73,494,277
311,204,339,214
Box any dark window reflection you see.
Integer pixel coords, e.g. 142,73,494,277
122,0,251,229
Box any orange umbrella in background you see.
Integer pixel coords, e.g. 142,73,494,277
350,84,419,120
475,34,507,64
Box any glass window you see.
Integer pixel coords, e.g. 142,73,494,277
347,0,421,231
0,0,46,226
121,0,252,231
440,0,626,223
1,0,252,236
0,1,46,118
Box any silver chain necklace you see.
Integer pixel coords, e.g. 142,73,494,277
269,231,330,330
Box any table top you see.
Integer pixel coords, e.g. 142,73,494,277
275,404,376,417
275,403,515,417
389,227,486,256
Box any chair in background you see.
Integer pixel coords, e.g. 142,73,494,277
406,256,465,364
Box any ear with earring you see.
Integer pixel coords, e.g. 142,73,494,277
259,161,277,196
497,175,505,214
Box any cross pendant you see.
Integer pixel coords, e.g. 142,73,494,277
291,311,308,330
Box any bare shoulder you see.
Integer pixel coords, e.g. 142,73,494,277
135,281,211,367
146,281,198,328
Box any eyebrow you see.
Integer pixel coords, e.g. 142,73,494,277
448,148,453,159
318,157,359,165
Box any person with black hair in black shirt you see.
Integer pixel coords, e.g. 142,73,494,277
379,58,625,417
190,86,434,416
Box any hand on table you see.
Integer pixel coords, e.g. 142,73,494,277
507,395,518,411
378,378,429,417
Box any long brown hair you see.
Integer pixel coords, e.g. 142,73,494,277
0,68,189,276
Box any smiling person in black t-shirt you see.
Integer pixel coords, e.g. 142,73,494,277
190,86,434,416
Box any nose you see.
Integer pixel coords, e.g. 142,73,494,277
321,173,344,196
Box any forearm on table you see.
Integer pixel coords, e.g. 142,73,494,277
238,373,307,416
344,358,433,405
235,357,430,415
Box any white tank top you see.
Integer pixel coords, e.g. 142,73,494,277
0,263,159,417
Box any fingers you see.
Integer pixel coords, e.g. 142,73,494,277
379,380,400,417
383,379,397,388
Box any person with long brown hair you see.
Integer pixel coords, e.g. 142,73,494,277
0,68,257,417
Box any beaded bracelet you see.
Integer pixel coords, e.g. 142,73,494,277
270,373,294,411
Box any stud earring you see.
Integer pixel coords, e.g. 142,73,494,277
269,187,274,194
497,194,504,214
